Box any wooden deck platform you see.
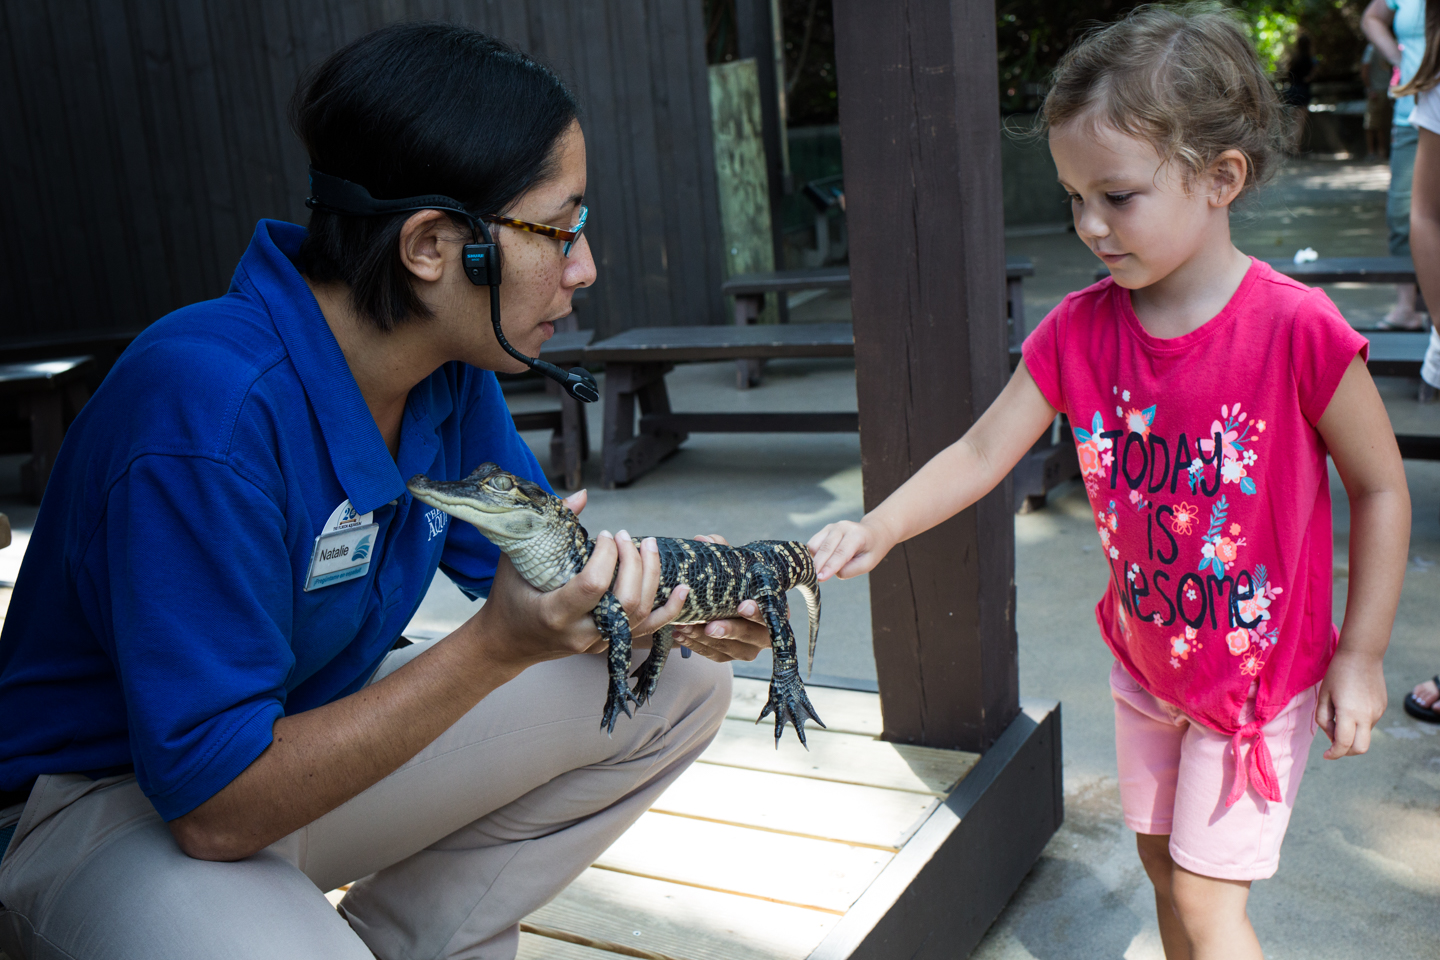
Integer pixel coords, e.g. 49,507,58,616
513,678,978,960
325,677,984,960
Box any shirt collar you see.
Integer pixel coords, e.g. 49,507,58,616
237,220,408,515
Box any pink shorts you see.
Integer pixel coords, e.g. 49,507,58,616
1110,661,1319,881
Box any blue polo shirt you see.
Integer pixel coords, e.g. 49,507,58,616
0,220,549,820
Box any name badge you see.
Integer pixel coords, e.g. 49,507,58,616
304,499,376,592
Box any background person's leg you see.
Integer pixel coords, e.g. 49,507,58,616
284,646,730,960
1386,125,1425,328
0,776,371,960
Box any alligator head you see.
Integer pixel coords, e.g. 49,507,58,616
406,462,577,552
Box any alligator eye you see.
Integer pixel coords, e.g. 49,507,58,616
489,476,514,492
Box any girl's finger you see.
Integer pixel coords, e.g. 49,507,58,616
1326,715,1357,759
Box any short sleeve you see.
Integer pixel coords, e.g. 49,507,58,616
1291,289,1370,425
1021,298,1069,414
438,368,554,599
83,454,291,820
1413,88,1440,134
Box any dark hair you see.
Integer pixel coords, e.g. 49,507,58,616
1040,4,1285,202
290,22,580,331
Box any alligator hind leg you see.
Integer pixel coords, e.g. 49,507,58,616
749,568,825,746
594,592,639,734
630,625,675,706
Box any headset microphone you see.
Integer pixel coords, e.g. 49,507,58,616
306,169,600,403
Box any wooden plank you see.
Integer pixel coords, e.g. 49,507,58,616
1396,434,1440,459
585,323,854,362
593,811,892,913
808,702,1063,960
728,677,882,737
696,719,977,796
639,413,858,433
1267,255,1415,284
530,867,838,960
652,763,938,851
517,930,640,960
833,0,1018,752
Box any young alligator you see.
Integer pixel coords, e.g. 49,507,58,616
406,462,824,744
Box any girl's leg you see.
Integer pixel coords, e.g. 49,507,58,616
1169,867,1259,960
1109,663,1190,957
1134,833,1190,960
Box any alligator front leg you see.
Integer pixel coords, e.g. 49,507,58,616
594,592,639,734
631,625,674,706
749,569,825,746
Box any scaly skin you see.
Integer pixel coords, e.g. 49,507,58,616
406,462,824,743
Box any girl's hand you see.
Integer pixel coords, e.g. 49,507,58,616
672,534,772,662
1314,649,1388,760
807,517,895,582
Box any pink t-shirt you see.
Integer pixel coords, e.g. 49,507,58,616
1023,259,1368,804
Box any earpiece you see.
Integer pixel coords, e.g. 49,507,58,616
306,167,599,403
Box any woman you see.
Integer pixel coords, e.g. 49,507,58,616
1363,0,1430,330
1396,0,1440,724
0,23,768,959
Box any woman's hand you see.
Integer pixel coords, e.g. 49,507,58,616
807,516,896,582
471,491,690,668
671,534,773,662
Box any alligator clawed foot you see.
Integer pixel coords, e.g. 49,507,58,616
631,659,663,706
601,674,641,735
757,669,825,747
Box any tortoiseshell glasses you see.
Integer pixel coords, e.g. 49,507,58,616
483,205,588,257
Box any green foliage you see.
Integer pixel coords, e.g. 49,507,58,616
997,0,1367,114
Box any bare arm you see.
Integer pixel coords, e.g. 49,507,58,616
1313,356,1411,759
808,361,1057,580
1362,0,1402,67
170,502,688,861
1413,129,1440,316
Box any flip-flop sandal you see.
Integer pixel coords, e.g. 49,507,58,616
1403,675,1440,723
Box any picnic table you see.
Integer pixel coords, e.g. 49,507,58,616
584,323,856,488
722,257,1035,387
506,330,592,490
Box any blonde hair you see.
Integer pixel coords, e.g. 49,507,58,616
1040,4,1286,199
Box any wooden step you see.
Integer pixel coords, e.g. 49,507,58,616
526,867,840,960
697,718,977,796
594,811,892,913
651,762,937,851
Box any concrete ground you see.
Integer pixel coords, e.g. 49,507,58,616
0,156,1435,957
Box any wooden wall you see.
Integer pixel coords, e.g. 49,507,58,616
0,0,727,346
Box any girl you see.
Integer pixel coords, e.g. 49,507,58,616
809,7,1410,959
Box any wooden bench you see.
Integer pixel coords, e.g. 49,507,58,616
584,323,856,488
506,330,593,490
722,257,1035,387
0,356,94,502
1096,255,1420,287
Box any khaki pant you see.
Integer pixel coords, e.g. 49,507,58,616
0,642,730,960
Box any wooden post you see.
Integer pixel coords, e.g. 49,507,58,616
832,0,1018,751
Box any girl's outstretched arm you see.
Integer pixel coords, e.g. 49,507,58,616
808,361,1057,581
1315,355,1411,759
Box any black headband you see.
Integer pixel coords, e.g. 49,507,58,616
305,168,480,231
